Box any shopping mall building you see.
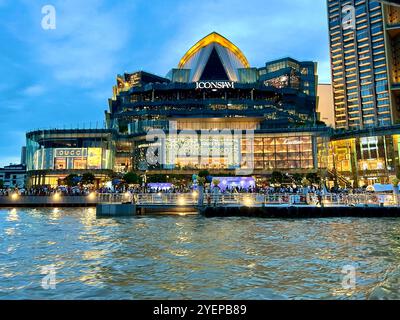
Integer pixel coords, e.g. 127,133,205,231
25,33,400,188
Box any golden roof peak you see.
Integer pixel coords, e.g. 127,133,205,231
178,32,250,69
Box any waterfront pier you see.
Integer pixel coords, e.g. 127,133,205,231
1,193,399,218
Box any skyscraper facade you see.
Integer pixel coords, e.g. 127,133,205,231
328,0,400,129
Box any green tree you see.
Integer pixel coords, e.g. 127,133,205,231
107,172,120,181
301,177,311,187
0,179,4,189
292,173,303,184
198,170,210,178
270,171,284,184
147,174,167,183
64,174,79,187
124,172,141,185
197,177,206,187
306,172,321,184
81,172,96,185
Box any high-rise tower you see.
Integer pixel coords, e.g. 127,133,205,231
327,0,400,129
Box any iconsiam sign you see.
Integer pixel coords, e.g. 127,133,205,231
195,81,235,90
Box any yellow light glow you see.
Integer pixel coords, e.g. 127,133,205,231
192,191,198,198
124,192,131,199
178,197,186,206
88,192,96,200
11,193,19,200
243,197,254,207
178,32,250,69
7,208,19,222
53,193,61,200
178,212,188,216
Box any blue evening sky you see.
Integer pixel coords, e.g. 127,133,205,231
0,0,330,166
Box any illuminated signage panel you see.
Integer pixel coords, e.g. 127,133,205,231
55,149,87,158
195,81,235,90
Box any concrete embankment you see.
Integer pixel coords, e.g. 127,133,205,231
96,204,136,217
0,196,97,207
200,205,400,218
96,204,198,217
96,204,400,218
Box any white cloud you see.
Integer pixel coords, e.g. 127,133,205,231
23,84,46,96
33,0,136,87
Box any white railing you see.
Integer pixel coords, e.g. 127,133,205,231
97,193,125,203
95,192,400,207
137,193,198,205
1,192,399,207
318,193,399,206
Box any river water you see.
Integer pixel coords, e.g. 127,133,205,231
1,208,400,300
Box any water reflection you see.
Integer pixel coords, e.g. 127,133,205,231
50,208,61,219
0,208,400,300
6,209,19,222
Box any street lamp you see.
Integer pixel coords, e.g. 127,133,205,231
331,151,339,188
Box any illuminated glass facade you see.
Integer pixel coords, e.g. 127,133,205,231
132,129,323,174
328,0,400,129
23,31,400,187
26,130,115,186
317,125,400,186
109,33,319,135
106,32,322,178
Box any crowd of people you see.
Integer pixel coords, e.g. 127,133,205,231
0,182,377,197
0,186,93,196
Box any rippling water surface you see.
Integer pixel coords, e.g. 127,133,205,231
1,208,400,300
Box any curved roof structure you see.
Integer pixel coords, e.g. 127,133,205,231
178,32,250,82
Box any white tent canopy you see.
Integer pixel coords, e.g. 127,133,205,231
371,184,395,193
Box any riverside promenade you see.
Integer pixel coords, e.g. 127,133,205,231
0,195,98,207
1,193,400,218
